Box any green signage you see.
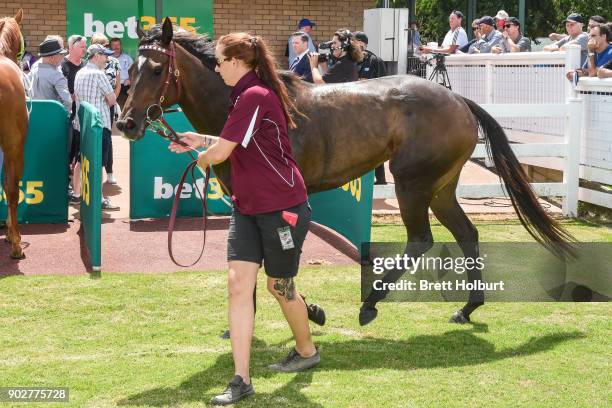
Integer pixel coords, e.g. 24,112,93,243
66,0,214,57
0,101,69,223
78,102,103,271
309,172,375,250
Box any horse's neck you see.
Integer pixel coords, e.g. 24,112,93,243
177,51,230,135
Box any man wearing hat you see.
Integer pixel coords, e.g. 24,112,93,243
494,10,509,31
74,44,119,211
468,16,503,54
286,18,316,67
29,38,71,113
544,13,588,63
492,17,531,53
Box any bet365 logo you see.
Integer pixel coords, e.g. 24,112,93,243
0,181,44,204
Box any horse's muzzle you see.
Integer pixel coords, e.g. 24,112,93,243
116,117,142,140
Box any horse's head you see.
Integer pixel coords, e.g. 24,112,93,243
0,9,24,63
117,17,180,140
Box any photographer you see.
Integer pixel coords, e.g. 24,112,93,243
308,29,363,84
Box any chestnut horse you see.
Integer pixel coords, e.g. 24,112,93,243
118,20,575,324
0,9,28,259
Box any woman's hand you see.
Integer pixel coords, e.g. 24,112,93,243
307,52,319,69
168,131,203,153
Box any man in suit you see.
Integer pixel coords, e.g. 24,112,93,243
289,31,313,83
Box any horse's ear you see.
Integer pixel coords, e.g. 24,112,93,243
160,17,173,47
136,23,145,40
14,8,23,24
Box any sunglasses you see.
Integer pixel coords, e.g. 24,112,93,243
215,56,231,66
70,35,84,46
504,24,515,28
472,27,479,31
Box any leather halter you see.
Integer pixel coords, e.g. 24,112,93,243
139,42,181,105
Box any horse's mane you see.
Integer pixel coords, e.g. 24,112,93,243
139,25,218,71
0,17,20,60
140,25,311,97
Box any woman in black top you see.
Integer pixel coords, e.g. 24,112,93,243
308,29,363,83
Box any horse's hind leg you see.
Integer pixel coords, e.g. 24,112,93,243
430,177,483,323
4,152,25,259
360,179,434,326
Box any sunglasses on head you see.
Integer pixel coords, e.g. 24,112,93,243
71,35,84,46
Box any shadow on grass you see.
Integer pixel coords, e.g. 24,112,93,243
118,328,584,407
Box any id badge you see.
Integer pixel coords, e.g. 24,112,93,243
277,226,295,250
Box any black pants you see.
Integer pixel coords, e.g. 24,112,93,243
102,128,112,169
105,106,115,173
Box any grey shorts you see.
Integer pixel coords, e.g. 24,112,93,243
227,201,311,278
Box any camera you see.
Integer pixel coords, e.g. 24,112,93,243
315,41,333,64
318,40,333,50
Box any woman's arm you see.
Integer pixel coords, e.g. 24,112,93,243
197,138,237,167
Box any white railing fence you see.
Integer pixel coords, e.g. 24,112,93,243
373,45,612,214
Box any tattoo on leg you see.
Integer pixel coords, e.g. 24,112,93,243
274,278,296,301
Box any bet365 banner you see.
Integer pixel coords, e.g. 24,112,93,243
78,102,103,271
0,101,69,223
66,0,213,57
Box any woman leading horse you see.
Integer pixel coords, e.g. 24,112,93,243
167,32,320,405
117,20,575,327
0,9,28,259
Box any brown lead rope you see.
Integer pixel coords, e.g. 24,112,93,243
145,104,210,267
167,162,210,267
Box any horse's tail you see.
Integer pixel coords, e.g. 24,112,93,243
462,96,577,260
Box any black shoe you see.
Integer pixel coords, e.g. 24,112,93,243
268,347,320,372
210,375,254,406
302,295,326,326
68,193,80,204
220,330,230,339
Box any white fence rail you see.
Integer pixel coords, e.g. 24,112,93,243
373,45,612,213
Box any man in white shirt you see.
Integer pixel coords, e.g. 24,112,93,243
110,37,133,107
421,10,468,54
74,44,119,211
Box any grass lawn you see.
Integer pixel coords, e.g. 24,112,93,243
0,219,610,407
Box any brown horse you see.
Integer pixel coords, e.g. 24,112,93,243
117,20,575,324
0,9,28,259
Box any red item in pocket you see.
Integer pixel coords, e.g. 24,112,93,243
282,211,298,227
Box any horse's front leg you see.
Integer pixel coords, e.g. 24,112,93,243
4,155,24,259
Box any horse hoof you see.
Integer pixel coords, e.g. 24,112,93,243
359,304,378,326
449,310,470,324
220,330,230,340
307,303,326,326
10,251,25,260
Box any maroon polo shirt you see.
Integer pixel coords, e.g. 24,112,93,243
219,71,307,215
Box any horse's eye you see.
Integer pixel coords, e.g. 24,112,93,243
153,66,163,75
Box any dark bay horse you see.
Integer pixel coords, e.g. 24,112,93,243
0,9,28,259
117,20,575,324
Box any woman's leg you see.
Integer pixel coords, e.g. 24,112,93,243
267,277,316,357
228,260,259,383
